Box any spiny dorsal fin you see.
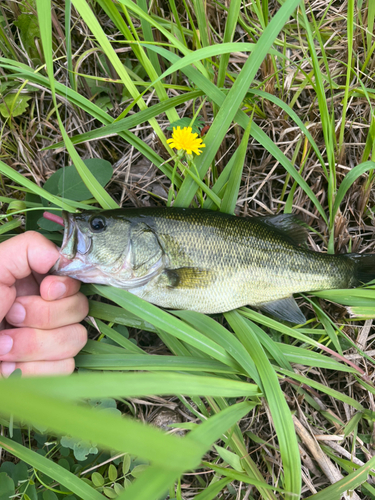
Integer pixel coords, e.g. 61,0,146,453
162,267,214,289
259,295,306,324
258,214,308,246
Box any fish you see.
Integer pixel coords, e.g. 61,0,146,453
51,208,375,323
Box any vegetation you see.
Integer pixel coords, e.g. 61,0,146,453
1,0,375,498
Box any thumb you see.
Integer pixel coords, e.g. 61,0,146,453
0,232,59,320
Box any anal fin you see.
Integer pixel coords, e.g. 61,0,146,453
259,296,306,324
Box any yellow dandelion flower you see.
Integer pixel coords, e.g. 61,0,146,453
167,126,206,156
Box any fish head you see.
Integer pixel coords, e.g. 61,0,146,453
52,211,165,288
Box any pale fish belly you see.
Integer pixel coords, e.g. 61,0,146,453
127,264,336,314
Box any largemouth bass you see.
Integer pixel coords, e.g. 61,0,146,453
51,208,375,323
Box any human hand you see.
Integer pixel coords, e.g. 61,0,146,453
0,231,88,377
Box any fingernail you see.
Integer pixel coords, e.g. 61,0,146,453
6,303,26,325
48,281,67,300
0,335,13,355
1,362,16,378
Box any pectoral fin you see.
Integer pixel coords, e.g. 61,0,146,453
162,267,214,289
259,296,306,324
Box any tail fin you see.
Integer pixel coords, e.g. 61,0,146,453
347,254,375,286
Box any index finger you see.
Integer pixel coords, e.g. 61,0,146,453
0,232,59,319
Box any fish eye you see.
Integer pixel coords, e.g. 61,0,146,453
89,215,106,233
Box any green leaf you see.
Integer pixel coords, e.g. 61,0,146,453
108,464,117,482
91,472,105,487
167,117,205,135
103,487,117,498
43,491,59,500
131,464,148,478
0,472,15,500
214,445,244,472
14,14,41,57
12,462,28,488
37,218,63,232
0,372,259,401
122,455,131,475
0,94,31,118
56,159,113,201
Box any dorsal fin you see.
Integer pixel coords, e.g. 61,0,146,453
257,214,308,246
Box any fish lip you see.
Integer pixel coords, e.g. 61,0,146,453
51,211,77,275
60,211,74,256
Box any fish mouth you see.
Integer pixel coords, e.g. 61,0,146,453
51,211,97,280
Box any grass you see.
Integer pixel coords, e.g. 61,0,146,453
1,0,375,498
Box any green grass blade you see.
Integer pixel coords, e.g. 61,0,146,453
116,466,177,500
75,353,239,374
118,0,208,78
0,371,260,401
189,401,256,448
299,3,336,228
93,285,240,369
220,118,252,214
174,310,260,383
191,0,209,48
243,318,292,371
193,478,232,500
304,455,375,500
279,344,356,372
337,0,354,154
248,88,326,173
225,310,301,499
217,0,242,88
88,298,158,333
277,367,364,410
0,436,105,500
136,0,162,76
48,90,203,149
97,0,180,126
91,318,145,353
65,0,75,91
202,462,286,493
332,160,375,218
0,219,22,234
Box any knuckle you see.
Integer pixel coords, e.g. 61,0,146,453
75,323,88,348
74,293,89,319
64,358,76,375
40,302,52,328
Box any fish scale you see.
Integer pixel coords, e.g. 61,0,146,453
52,208,375,323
